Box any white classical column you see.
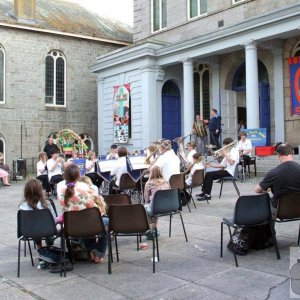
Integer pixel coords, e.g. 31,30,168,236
182,58,194,136
97,76,105,154
211,63,220,111
272,48,285,142
140,66,160,146
245,41,260,128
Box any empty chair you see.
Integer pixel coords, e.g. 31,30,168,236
103,194,132,211
151,188,188,252
273,192,300,245
219,163,240,198
220,193,280,267
62,208,107,276
169,173,192,212
112,173,138,197
17,209,59,277
108,204,158,273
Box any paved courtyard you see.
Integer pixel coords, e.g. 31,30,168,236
0,177,297,299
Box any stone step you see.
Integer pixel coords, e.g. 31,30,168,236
248,155,300,176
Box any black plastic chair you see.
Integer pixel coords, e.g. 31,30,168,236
17,209,59,277
62,207,107,277
273,192,300,246
219,164,240,198
152,188,188,252
220,194,280,267
112,173,138,198
108,204,158,273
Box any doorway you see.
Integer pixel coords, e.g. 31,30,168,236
162,80,181,141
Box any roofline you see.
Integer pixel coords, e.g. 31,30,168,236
0,21,131,46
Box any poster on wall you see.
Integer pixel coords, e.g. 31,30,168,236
113,84,131,143
243,128,267,146
288,56,300,116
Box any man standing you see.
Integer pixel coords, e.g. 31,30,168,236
197,137,239,201
192,115,208,155
208,108,222,149
255,144,300,209
43,137,60,159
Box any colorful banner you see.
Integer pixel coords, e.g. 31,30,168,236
243,128,267,146
288,56,300,116
113,84,131,143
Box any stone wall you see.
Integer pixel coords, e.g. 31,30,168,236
133,0,299,43
0,26,121,167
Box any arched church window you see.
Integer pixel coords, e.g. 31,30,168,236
45,50,66,106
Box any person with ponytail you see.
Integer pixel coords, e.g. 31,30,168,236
57,164,108,263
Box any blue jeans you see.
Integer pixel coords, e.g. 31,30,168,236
83,216,109,258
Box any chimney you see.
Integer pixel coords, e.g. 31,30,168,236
14,0,36,25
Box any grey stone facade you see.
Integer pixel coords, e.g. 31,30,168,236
0,26,123,167
93,0,300,152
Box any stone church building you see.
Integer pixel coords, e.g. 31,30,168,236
91,0,300,154
0,0,132,168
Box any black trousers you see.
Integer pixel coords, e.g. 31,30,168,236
202,170,231,195
37,175,51,192
86,172,104,188
240,155,251,169
209,131,221,149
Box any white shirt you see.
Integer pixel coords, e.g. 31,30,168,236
186,149,197,164
86,159,95,173
111,156,127,186
47,158,63,180
37,160,47,177
220,147,240,177
106,152,119,160
154,149,180,181
238,139,252,157
185,162,204,186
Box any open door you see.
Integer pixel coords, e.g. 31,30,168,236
221,90,237,140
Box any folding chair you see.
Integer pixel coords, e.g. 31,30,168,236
108,204,158,273
219,164,240,198
220,194,280,267
17,209,59,277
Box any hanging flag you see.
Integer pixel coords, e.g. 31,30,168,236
288,56,300,116
113,84,131,143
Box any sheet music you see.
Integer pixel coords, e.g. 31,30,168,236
128,155,148,170
97,159,118,173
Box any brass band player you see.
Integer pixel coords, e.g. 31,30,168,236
192,115,208,155
196,138,239,201
153,140,180,181
237,132,252,174
185,153,204,186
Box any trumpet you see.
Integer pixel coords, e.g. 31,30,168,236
211,140,238,158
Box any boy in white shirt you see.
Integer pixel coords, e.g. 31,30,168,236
197,138,239,201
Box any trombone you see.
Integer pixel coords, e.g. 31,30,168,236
182,155,203,175
211,140,238,158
